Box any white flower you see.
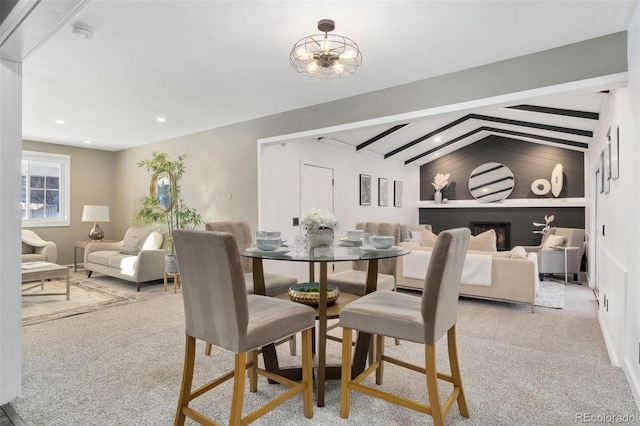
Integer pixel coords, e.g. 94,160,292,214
300,207,338,230
533,214,555,234
432,173,450,191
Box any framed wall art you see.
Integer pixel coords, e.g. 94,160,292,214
359,174,371,206
378,178,388,206
394,180,402,207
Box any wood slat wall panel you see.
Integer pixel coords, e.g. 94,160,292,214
420,135,584,200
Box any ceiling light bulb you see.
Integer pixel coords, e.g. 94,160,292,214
55,120,65,124
155,117,166,123
434,136,442,142
84,140,92,144
307,61,319,73
340,50,356,60
332,62,344,73
296,47,309,60
320,37,331,53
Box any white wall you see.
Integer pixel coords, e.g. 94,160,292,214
589,0,640,406
259,139,419,281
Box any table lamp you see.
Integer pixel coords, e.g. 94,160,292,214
82,205,110,240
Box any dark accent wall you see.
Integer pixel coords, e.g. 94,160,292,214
419,207,585,248
420,135,585,201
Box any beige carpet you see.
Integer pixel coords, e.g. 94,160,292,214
12,273,640,425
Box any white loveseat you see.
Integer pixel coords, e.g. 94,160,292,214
84,227,169,291
396,228,540,312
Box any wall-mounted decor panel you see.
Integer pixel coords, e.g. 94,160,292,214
420,135,584,201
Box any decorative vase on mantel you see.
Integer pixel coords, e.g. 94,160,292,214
434,190,443,204
307,228,335,248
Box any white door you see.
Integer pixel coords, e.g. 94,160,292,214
301,163,334,219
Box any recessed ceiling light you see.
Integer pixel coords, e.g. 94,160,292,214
434,136,442,142
71,25,94,41
84,140,92,144
55,120,65,124
155,117,166,123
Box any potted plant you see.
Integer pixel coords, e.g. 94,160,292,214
135,151,203,273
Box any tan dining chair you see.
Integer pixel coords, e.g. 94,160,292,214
327,222,401,296
339,227,471,425
204,221,299,356
172,230,315,425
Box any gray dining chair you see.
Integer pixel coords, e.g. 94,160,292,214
204,221,298,356
339,227,471,425
173,230,315,425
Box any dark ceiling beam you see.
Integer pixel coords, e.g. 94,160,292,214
386,112,592,160
356,124,409,150
404,126,588,165
506,104,599,120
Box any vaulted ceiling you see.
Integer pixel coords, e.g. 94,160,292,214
9,1,638,156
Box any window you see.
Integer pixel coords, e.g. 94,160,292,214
21,151,70,227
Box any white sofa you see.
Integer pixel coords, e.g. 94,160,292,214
396,229,540,312
84,228,169,291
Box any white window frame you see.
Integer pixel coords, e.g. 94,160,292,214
21,150,71,227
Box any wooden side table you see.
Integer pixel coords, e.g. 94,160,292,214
74,240,118,272
164,272,181,293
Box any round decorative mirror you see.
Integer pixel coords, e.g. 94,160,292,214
149,172,176,212
468,162,515,203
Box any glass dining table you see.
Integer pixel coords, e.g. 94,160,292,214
242,243,411,407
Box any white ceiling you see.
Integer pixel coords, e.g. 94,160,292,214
19,1,638,154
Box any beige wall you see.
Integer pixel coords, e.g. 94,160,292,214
22,140,117,266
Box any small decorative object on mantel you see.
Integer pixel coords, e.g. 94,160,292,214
533,214,554,237
301,207,338,248
432,173,450,204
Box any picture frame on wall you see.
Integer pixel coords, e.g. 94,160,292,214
611,125,620,179
378,178,388,206
359,174,371,206
394,180,402,207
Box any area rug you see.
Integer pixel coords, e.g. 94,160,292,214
22,279,139,326
534,280,565,309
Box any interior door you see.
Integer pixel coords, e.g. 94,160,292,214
301,163,334,220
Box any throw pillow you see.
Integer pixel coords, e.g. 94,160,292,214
410,230,423,242
510,246,527,259
119,227,153,255
468,229,497,252
543,234,565,249
142,231,163,250
420,229,438,247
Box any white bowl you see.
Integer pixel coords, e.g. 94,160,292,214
257,231,281,238
346,230,364,240
369,236,394,249
256,237,282,251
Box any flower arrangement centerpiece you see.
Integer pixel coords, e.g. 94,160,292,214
432,173,450,204
300,207,338,247
533,214,554,240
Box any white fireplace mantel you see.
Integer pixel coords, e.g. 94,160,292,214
416,198,587,208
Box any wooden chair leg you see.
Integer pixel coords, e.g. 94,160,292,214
301,329,313,419
375,335,384,385
229,352,246,425
164,273,169,292
448,325,469,418
249,349,258,393
204,343,212,356
174,335,196,426
425,344,444,426
340,328,353,419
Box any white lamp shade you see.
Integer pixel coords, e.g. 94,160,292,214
82,205,110,222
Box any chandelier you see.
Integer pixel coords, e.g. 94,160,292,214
290,19,362,79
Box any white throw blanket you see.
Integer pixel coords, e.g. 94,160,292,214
21,229,54,247
403,250,493,286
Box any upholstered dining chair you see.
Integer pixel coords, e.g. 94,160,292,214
172,230,315,425
327,222,401,296
204,221,299,356
339,227,471,425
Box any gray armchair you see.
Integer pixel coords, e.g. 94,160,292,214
523,227,585,281
22,229,57,263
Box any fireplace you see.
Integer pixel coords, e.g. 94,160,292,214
470,222,511,251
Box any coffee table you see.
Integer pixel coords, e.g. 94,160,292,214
21,262,71,300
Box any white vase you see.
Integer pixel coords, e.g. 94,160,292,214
307,228,335,248
434,190,443,204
